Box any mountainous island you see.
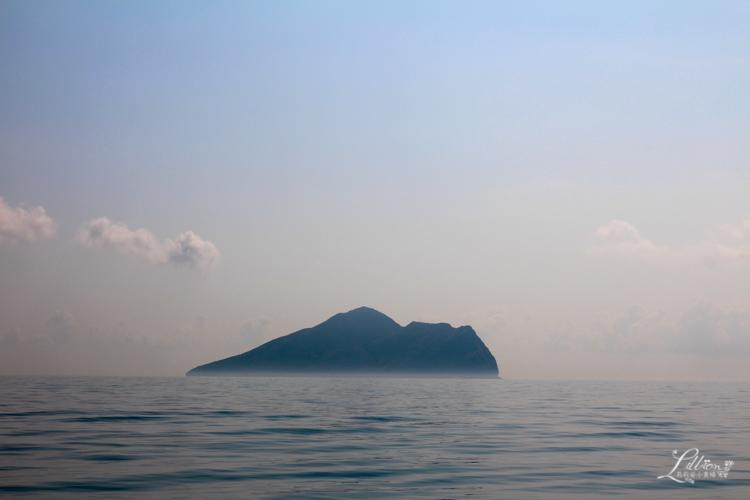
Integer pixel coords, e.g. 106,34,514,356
187,307,499,378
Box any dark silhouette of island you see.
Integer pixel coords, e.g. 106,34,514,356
187,307,499,378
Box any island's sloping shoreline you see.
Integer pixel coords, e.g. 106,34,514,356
187,307,499,378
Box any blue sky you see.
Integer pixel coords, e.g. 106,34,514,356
1,1,748,379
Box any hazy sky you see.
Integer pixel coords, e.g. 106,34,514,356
1,1,748,380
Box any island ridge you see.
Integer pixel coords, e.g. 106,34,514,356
187,307,499,378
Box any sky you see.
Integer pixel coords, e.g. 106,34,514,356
1,1,748,380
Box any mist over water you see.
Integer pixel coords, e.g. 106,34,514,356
1,377,748,499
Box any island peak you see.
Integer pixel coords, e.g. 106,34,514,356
187,307,499,379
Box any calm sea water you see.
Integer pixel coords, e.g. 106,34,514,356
0,376,747,499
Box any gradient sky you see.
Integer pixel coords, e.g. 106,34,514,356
1,1,748,380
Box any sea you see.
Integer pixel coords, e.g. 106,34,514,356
0,376,747,499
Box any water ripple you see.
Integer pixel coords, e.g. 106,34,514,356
0,377,747,499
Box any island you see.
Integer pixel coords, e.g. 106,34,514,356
187,307,499,378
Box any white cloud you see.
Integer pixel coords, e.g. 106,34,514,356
76,218,164,261
76,217,219,271
588,220,667,259
680,220,750,267
0,197,56,245
589,219,750,266
164,231,221,271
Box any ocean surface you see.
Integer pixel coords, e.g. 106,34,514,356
0,377,747,499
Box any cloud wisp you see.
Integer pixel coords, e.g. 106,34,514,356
500,300,750,357
0,197,56,245
240,317,271,339
592,300,750,356
46,310,78,343
588,220,668,260
76,217,219,271
589,219,750,266
685,220,750,267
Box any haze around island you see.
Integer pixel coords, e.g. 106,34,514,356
1,2,748,381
